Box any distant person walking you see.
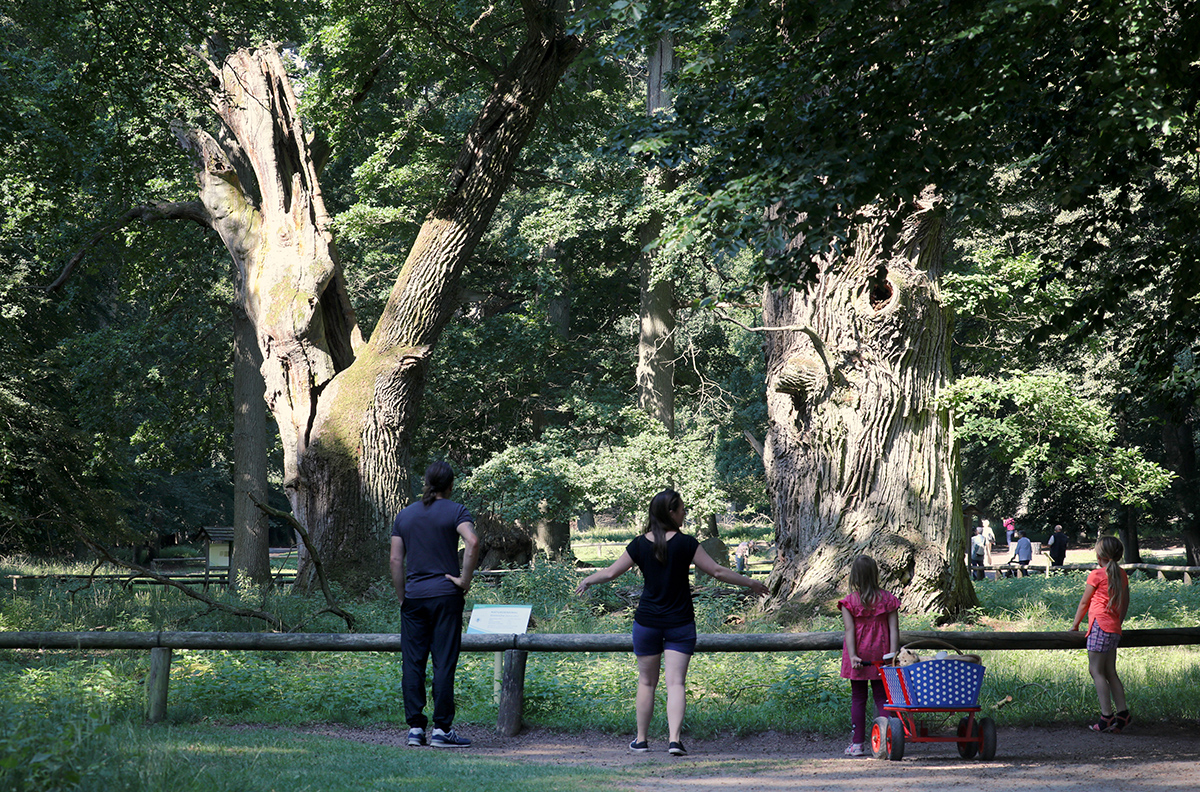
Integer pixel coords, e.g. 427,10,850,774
1003,517,1016,546
970,527,987,580
1046,524,1069,568
576,489,768,756
735,541,750,573
981,519,996,568
1007,530,1032,570
391,461,480,748
1070,536,1131,733
839,555,901,757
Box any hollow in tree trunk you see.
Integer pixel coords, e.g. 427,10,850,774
762,193,976,618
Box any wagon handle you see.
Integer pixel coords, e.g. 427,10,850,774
898,638,982,664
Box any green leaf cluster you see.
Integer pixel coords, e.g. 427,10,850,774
942,372,1173,509
460,407,732,525
0,665,141,791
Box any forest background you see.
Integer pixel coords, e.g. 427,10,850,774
2,0,1199,606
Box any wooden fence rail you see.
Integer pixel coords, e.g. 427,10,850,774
5,627,1200,731
4,573,298,590
978,562,1200,582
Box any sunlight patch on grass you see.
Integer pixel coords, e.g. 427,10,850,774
146,726,623,792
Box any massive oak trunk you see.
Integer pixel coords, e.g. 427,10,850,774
763,195,976,617
177,6,581,593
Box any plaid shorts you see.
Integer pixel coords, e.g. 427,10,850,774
1087,624,1121,653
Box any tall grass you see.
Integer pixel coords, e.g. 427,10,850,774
3,557,1200,789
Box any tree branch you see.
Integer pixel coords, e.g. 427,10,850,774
250,495,357,631
712,306,842,383
349,46,396,105
46,202,211,292
402,1,502,77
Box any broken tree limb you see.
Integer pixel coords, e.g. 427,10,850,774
249,494,356,631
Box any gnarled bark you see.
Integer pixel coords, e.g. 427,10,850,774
763,193,976,618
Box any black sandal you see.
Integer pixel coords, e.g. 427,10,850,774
1109,710,1132,733
1088,714,1114,732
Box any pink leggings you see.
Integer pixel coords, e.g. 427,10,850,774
850,679,887,743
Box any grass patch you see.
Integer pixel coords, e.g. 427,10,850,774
4,554,1200,790
1,716,624,792
139,725,619,792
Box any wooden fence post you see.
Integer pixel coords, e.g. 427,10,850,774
496,649,528,737
146,647,173,723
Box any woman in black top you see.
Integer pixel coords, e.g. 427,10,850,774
576,489,768,756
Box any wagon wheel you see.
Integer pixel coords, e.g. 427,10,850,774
979,717,997,760
956,716,979,759
885,716,905,761
870,717,890,759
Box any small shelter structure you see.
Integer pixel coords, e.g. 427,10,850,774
199,526,234,588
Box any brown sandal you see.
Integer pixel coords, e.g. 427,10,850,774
1088,714,1114,732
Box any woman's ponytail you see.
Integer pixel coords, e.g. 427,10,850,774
646,489,682,564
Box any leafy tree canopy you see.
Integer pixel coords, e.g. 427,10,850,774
579,0,1199,323
942,372,1174,511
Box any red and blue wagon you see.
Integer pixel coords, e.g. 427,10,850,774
870,646,996,761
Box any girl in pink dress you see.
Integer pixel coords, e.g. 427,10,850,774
838,555,901,756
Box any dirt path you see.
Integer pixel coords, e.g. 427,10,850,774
299,721,1200,791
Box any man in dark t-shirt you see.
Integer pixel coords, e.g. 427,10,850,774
1046,524,1068,567
391,461,479,749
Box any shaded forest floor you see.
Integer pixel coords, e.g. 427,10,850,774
288,722,1200,791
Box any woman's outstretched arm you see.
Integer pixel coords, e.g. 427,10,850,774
575,551,635,595
691,546,770,596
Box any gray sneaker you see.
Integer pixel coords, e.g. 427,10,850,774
430,728,471,748
406,727,426,747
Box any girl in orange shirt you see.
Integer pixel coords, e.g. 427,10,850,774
1069,536,1131,733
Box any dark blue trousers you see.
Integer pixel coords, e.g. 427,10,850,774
401,593,464,730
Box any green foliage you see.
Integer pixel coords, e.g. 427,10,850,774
0,268,122,552
573,410,732,519
598,1,1200,299
453,432,580,525
0,660,145,791
941,245,1077,376
770,659,844,715
461,409,737,526
942,372,1174,508
474,557,603,631
0,4,301,551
